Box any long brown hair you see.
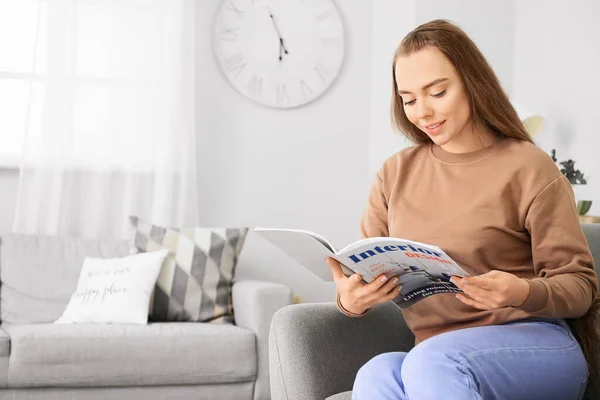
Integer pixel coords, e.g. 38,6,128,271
390,19,533,145
391,19,600,395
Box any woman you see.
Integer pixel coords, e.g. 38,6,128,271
327,19,599,400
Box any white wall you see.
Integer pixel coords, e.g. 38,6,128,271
513,0,600,215
195,0,374,302
368,0,416,178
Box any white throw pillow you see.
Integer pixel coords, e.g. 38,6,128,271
55,250,169,324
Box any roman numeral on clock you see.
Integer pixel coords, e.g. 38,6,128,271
300,80,313,97
277,84,290,104
315,63,332,83
220,27,239,41
223,53,246,78
226,2,245,19
247,74,263,98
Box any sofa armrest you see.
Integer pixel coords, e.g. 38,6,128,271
0,326,9,388
232,280,293,400
582,224,600,271
269,302,415,400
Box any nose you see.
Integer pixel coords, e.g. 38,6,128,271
416,99,433,120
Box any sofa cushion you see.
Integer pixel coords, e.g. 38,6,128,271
0,234,130,324
129,216,248,323
0,327,9,357
55,250,168,325
0,327,9,388
3,322,256,388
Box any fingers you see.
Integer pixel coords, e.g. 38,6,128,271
370,274,396,291
383,285,403,301
368,280,402,305
455,293,491,310
452,274,515,310
347,273,364,288
326,257,347,282
356,274,389,298
327,262,403,309
455,279,492,304
376,275,400,295
359,275,402,308
363,275,401,303
327,257,364,292
454,271,527,309
461,275,496,290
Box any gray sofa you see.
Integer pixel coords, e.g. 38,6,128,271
269,224,600,400
0,234,293,400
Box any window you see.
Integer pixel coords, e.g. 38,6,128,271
0,0,169,170
0,0,46,166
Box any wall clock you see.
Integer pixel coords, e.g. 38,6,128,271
212,0,345,109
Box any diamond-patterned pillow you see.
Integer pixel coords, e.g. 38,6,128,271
129,216,248,323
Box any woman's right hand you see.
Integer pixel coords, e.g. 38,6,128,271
326,257,403,315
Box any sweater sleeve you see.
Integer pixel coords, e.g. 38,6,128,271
360,171,389,239
518,175,598,318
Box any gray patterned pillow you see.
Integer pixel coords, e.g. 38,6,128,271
129,216,248,323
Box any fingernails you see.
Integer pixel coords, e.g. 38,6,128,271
380,276,388,283
354,275,362,280
392,277,399,284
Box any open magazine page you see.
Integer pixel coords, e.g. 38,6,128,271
331,238,469,309
255,227,338,252
254,228,355,280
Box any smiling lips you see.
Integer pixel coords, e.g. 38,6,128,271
423,120,446,135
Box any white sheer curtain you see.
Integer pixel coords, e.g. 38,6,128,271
13,0,198,239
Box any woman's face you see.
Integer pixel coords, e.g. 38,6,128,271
394,46,473,150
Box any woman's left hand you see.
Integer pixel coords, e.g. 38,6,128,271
451,270,531,310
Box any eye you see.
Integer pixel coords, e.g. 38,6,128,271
403,99,416,106
431,89,446,98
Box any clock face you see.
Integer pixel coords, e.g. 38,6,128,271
212,0,345,109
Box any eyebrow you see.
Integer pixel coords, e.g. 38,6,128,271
398,78,449,95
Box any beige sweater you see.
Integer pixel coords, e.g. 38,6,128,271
360,136,598,343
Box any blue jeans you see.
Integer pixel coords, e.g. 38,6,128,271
352,319,589,400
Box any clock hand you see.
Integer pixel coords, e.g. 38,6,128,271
278,38,289,61
267,7,290,61
280,38,289,54
266,7,284,39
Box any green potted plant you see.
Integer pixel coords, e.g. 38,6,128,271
551,149,592,215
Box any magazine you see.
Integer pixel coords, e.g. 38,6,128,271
254,227,469,309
